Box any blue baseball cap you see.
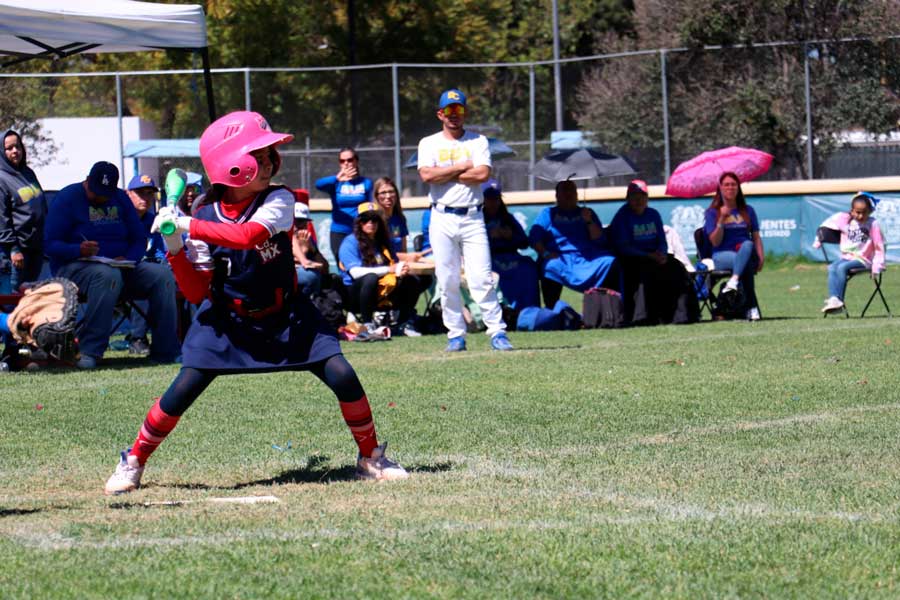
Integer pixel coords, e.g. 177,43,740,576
127,173,157,190
438,88,467,109
87,161,119,197
481,179,501,196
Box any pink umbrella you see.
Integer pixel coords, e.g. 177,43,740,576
665,146,774,198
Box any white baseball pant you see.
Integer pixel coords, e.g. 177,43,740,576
429,207,506,339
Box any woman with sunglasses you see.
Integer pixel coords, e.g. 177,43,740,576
338,201,421,336
316,148,372,261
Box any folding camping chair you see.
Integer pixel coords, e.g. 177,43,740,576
816,226,891,318
693,227,735,318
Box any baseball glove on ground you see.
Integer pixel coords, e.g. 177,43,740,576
8,278,80,361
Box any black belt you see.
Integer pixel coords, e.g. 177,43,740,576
432,203,483,216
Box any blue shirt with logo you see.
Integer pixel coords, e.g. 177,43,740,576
315,175,372,235
44,182,147,273
703,205,759,252
387,213,409,254
609,204,667,256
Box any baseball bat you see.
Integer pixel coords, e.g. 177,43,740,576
159,168,187,236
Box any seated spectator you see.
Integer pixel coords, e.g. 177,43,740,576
529,180,618,307
703,171,764,321
123,173,167,355
292,188,317,243
292,202,328,296
338,201,420,336
1,129,46,291
419,207,432,254
814,192,885,314
44,161,180,369
609,180,696,324
482,179,539,310
374,176,432,299
179,171,204,216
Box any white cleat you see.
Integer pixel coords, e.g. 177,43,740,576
104,450,145,495
356,443,409,481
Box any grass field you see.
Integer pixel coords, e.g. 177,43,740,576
2,260,900,599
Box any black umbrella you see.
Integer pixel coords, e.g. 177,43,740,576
532,148,636,182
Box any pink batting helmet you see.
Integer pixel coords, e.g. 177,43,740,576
199,111,294,187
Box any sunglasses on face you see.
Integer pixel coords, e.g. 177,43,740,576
359,214,381,223
294,218,310,226
442,105,465,117
339,157,357,164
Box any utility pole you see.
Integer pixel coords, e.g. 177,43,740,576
348,0,358,144
552,0,562,131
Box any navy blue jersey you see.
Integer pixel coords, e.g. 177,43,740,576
188,186,297,311
181,185,341,372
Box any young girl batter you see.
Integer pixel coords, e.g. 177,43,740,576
105,111,408,494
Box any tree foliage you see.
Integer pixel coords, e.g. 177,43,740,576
1,0,634,159
575,0,900,179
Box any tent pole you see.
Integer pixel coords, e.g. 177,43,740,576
116,73,125,181
200,48,216,122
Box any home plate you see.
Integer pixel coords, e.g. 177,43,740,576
142,495,280,507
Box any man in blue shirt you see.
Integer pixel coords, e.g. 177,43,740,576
44,162,179,369
124,173,167,356
609,180,697,324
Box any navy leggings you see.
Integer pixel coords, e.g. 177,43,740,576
158,354,365,417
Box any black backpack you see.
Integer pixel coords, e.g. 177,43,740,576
582,288,625,329
310,288,345,330
712,285,746,320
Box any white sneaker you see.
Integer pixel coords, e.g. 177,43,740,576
822,296,844,313
104,449,144,495
746,307,761,321
356,443,409,481
722,278,739,294
401,321,422,337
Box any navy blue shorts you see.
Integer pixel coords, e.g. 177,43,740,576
181,294,341,373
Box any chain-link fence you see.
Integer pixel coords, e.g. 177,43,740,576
2,36,899,195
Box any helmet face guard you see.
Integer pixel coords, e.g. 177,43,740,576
199,111,294,187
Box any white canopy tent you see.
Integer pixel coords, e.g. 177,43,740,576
0,0,214,120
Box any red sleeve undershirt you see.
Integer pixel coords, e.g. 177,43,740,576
188,196,272,250
167,249,213,304
189,220,270,250
169,198,275,303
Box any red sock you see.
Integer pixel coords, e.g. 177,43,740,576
339,396,378,457
130,398,181,465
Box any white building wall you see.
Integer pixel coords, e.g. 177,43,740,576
33,117,158,191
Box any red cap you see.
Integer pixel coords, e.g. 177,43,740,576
627,179,648,194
